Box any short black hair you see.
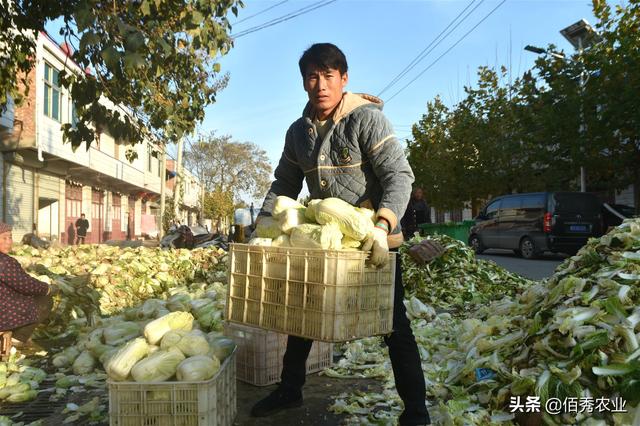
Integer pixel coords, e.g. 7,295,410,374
298,43,348,78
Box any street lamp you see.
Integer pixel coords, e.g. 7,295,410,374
524,45,565,60
561,19,598,193
525,19,598,193
560,19,598,52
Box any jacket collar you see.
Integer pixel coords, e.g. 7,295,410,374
302,92,384,124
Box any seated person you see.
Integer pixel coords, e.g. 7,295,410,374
0,222,56,346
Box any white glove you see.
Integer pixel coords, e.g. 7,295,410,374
362,227,389,268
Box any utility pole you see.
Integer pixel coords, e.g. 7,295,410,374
174,138,184,222
159,147,167,239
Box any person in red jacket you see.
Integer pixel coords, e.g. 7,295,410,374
0,222,56,344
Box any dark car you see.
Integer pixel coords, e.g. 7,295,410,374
468,192,604,259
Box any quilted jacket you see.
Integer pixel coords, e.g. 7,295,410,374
0,253,49,331
261,92,414,248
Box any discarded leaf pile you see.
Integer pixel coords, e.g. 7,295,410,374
400,234,532,314
329,219,640,425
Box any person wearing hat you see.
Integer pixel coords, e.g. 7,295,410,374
0,222,57,345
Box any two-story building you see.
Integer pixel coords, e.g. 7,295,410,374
0,32,202,243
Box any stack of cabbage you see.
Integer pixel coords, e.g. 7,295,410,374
328,219,640,425
252,196,375,250
7,244,227,339
50,280,231,378
0,350,47,404
400,234,533,314
104,311,236,383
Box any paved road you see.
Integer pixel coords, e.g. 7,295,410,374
477,249,568,280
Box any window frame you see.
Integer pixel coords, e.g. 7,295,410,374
43,61,62,121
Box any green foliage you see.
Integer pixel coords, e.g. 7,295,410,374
1,0,243,150
162,198,176,233
408,0,640,211
203,188,234,224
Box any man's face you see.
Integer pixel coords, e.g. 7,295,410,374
81,215,85,219
0,231,12,255
303,66,348,120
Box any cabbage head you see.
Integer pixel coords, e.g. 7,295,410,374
272,196,305,218
176,355,221,381
176,333,211,357
144,312,194,345
315,198,373,241
106,338,150,381
131,347,185,382
290,223,342,250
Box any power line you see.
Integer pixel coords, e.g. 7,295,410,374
232,0,337,39
378,0,485,97
385,0,507,104
231,0,289,26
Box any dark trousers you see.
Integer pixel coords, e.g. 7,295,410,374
12,294,53,342
76,235,86,245
280,253,429,424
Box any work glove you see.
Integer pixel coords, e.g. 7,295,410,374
362,227,389,268
408,239,445,266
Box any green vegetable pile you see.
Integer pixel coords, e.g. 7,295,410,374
0,352,46,405
8,244,227,339
400,234,532,314
329,219,640,425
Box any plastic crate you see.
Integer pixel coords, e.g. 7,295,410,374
223,322,333,386
108,350,236,426
226,244,396,342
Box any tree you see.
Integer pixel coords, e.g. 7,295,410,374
184,131,272,221
581,0,640,209
410,0,640,212
0,0,243,153
162,197,176,233
203,188,234,226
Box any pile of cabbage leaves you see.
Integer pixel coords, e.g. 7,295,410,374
329,219,640,425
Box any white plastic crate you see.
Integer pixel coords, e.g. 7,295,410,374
223,322,332,386
108,350,236,426
226,244,396,342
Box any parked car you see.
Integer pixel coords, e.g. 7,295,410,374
468,192,604,259
602,203,637,228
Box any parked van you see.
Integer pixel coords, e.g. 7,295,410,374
468,192,603,259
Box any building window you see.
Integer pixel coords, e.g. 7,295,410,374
44,62,61,121
157,158,162,178
147,145,153,172
71,102,79,128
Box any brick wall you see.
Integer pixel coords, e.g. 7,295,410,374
10,70,37,148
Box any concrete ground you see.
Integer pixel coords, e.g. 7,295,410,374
478,249,566,280
234,375,382,426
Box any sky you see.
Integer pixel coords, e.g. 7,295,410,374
200,0,599,164
46,0,604,203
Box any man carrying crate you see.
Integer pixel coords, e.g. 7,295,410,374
252,43,442,425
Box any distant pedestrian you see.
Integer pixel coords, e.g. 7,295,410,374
75,214,89,245
401,187,430,238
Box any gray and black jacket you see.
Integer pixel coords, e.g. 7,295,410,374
261,92,414,248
